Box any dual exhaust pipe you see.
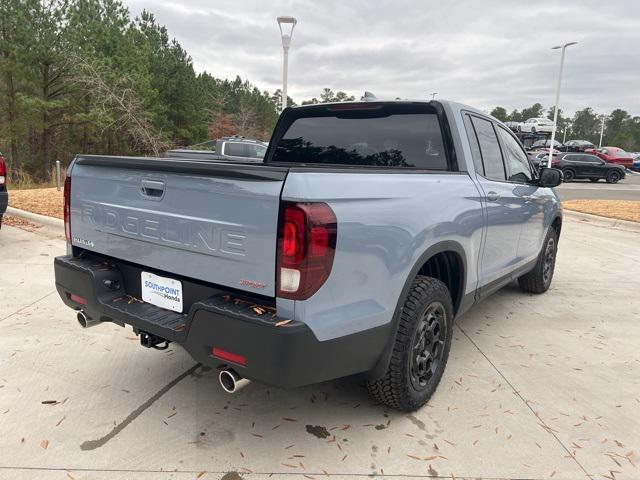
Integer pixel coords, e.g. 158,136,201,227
76,311,249,394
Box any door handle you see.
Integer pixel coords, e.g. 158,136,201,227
486,191,500,202
140,179,165,198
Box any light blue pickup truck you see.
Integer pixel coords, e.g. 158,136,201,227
54,100,563,411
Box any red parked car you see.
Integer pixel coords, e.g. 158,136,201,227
585,147,634,169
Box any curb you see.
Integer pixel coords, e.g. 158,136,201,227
6,206,64,231
563,209,640,233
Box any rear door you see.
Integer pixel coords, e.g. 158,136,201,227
70,156,287,297
463,114,524,287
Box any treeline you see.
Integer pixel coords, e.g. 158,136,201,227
0,0,282,180
490,104,640,150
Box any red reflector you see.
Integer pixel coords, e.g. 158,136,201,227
69,293,87,305
212,347,247,366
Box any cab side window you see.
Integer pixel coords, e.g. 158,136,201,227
470,116,506,181
496,127,532,183
462,114,485,176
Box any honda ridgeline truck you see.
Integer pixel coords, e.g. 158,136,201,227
54,100,563,411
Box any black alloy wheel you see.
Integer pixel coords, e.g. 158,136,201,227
410,302,447,391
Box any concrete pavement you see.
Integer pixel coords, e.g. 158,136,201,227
0,219,638,480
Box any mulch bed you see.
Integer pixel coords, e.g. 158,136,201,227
563,200,640,223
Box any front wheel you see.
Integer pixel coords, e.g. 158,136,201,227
562,169,575,182
606,170,621,184
367,276,453,412
518,227,558,294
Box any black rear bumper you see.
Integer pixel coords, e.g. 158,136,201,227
54,254,389,387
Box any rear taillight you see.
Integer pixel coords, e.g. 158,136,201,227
0,156,6,185
276,202,337,300
64,175,71,243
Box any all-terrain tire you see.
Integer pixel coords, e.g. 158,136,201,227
518,227,558,294
367,276,453,412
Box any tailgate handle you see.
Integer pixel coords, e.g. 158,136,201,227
140,179,165,198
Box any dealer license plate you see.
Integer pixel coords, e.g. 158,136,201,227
141,271,183,313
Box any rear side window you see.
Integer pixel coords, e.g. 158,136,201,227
470,116,506,181
463,114,484,175
496,127,532,183
271,108,448,169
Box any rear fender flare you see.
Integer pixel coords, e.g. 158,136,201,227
367,240,467,380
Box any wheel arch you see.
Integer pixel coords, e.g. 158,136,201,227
368,240,468,379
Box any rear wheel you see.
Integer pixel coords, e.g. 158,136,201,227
562,168,575,182
518,227,558,294
367,276,453,412
606,170,621,184
589,178,600,182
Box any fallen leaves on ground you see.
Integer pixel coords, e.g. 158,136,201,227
2,215,42,231
563,200,640,223
8,187,63,219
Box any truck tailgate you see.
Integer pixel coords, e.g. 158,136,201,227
69,156,287,297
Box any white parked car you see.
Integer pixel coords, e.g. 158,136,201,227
519,118,554,134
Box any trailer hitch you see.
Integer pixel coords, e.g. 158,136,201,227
139,331,171,350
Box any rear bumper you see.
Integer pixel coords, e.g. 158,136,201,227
54,254,389,387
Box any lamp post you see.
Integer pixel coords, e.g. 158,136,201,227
277,16,297,111
430,92,437,100
599,115,607,148
547,42,577,162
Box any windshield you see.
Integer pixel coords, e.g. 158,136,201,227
271,107,448,169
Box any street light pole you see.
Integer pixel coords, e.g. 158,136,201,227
599,116,606,148
277,16,297,111
430,92,437,100
548,42,577,162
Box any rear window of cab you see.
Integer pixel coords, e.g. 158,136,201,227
269,104,449,170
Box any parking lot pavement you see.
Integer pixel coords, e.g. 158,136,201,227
556,172,640,200
0,220,638,480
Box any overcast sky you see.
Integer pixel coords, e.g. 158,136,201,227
124,0,639,116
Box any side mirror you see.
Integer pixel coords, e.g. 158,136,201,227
538,167,563,187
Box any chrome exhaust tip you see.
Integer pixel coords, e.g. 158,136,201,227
77,310,100,329
219,368,250,393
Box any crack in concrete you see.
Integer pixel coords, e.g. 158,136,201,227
80,364,200,451
456,324,594,480
0,290,57,323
